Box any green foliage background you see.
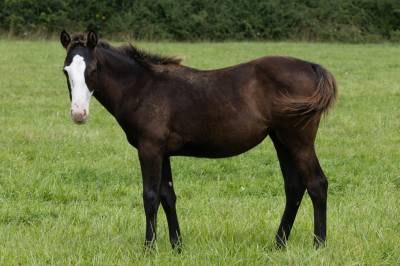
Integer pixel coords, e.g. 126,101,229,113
1,0,400,42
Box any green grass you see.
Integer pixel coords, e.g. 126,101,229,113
0,40,399,265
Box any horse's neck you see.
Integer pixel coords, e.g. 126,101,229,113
93,53,151,118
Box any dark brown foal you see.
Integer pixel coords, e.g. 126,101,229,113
60,30,336,250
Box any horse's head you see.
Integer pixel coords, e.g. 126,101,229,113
60,30,99,124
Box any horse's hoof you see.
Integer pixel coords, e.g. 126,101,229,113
143,240,157,254
171,239,183,254
313,238,326,249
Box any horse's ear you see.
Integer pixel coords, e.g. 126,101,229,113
87,31,98,49
60,30,71,49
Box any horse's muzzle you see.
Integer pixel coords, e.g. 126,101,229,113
71,108,88,124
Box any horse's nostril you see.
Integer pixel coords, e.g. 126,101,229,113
70,108,88,123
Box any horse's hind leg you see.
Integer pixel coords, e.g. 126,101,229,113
270,131,306,248
272,121,328,248
296,147,327,248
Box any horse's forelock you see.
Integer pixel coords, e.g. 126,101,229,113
67,33,87,51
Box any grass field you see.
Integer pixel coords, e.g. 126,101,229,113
0,40,399,265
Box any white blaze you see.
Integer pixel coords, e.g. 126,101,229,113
64,55,93,123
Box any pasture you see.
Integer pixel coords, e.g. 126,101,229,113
0,40,399,265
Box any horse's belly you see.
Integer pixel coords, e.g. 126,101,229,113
171,122,269,158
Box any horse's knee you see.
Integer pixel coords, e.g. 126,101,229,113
160,185,176,205
164,193,177,208
143,190,159,210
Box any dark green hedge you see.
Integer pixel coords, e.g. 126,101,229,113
1,0,400,42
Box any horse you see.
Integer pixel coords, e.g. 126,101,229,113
60,30,337,251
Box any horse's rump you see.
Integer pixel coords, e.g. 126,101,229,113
265,57,337,123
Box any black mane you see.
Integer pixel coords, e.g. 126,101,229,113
97,40,182,69
68,33,181,69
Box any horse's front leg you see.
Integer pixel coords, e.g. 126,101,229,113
160,156,181,251
138,141,164,249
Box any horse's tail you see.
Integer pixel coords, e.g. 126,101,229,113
279,63,337,122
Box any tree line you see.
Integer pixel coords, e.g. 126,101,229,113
1,0,399,42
